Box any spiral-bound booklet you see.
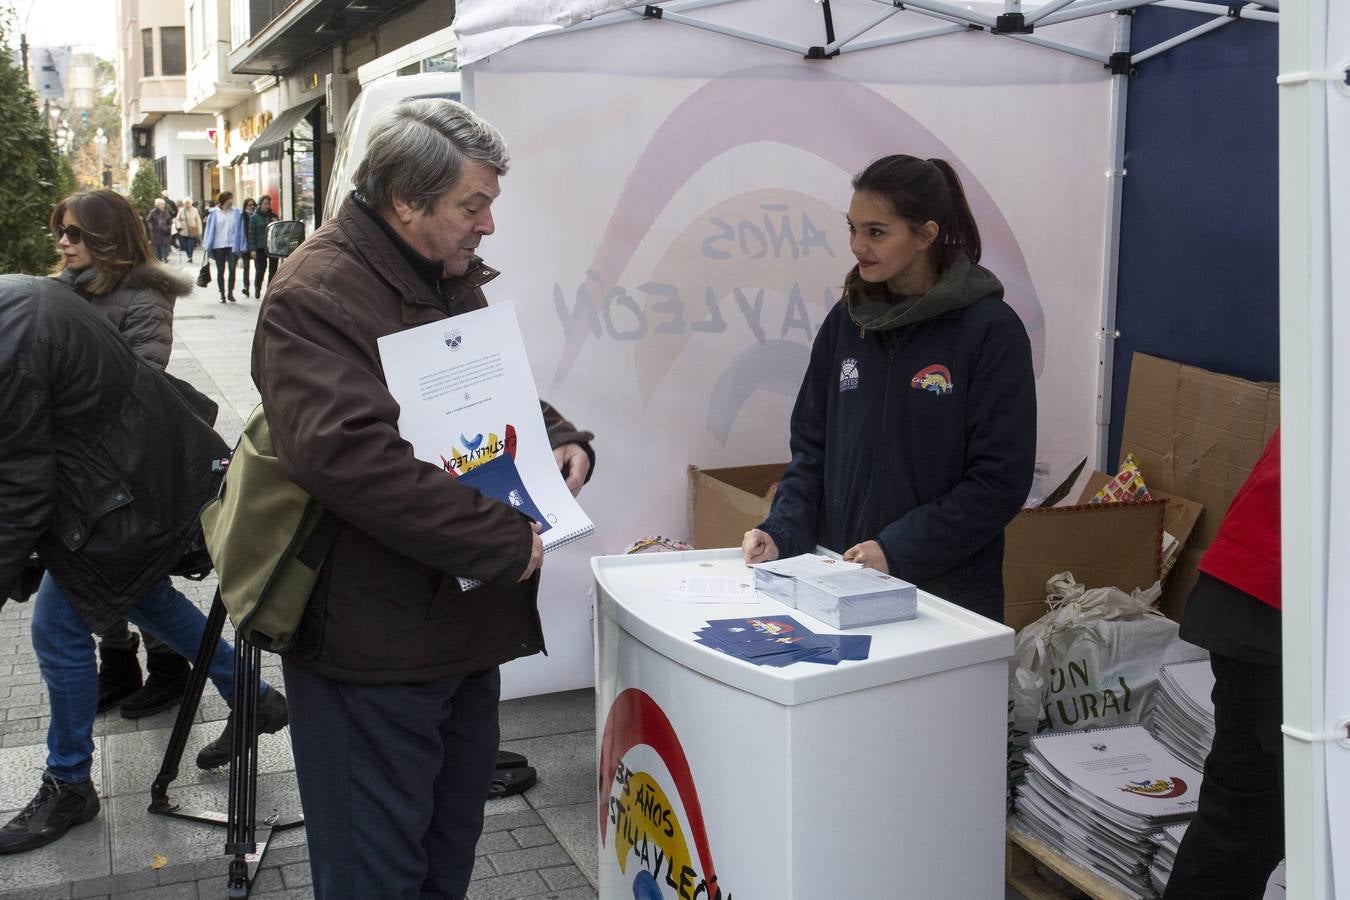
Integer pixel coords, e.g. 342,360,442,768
377,302,594,585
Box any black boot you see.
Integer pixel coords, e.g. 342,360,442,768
119,647,191,719
196,687,289,770
96,635,142,714
0,772,100,854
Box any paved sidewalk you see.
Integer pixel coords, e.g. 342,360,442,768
0,259,598,900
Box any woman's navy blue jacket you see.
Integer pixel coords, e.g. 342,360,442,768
758,289,1037,622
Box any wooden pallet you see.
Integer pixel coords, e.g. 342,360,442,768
1006,826,1136,900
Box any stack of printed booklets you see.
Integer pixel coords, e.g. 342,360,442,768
1144,659,1216,773
1012,725,1201,899
1148,823,1187,895
693,615,871,667
750,553,917,629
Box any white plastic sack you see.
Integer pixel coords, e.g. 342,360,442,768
1007,572,1207,779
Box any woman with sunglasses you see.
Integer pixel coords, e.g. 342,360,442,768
202,190,247,302
48,189,198,719
238,198,256,297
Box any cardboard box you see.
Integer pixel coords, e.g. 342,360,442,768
1078,472,1204,575
1119,353,1279,615
687,463,786,550
1002,500,1166,631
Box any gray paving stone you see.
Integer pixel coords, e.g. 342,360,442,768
106,773,302,876
474,829,521,855
0,740,106,809
498,689,595,742
70,868,158,897
0,802,110,892
498,731,594,809
537,802,598,889
103,723,293,797
0,884,73,900
525,888,596,900
469,855,496,881
465,870,549,900
487,843,574,876
481,809,543,833
511,824,557,849
152,856,228,886
539,864,590,891
279,862,311,889
482,793,530,817
116,883,198,900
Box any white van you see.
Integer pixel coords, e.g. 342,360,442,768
323,71,462,223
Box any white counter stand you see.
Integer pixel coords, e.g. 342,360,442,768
593,549,1013,900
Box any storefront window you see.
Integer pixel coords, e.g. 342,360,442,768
290,115,316,236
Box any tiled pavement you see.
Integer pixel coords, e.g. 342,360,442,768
0,259,598,899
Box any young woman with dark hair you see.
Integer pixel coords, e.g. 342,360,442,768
743,155,1037,622
202,190,246,302
47,189,198,717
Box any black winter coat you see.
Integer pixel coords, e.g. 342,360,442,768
0,276,229,631
759,294,1036,623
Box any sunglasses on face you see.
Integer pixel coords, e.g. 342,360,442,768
53,224,83,244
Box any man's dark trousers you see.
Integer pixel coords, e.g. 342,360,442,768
1163,654,1283,899
283,659,501,899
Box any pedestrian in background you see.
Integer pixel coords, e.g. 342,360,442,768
239,198,256,297
0,276,289,855
48,189,198,718
146,198,173,264
202,191,246,302
175,197,202,263
247,194,278,298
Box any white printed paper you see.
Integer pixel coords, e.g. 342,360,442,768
377,303,594,555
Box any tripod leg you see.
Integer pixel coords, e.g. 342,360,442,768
149,589,224,812
226,637,264,898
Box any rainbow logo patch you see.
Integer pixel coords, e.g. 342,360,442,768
911,364,954,394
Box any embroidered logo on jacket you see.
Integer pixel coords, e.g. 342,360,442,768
839,358,860,392
911,364,954,394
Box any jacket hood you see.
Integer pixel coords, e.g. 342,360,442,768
846,255,1003,332
119,263,196,299
55,266,99,293
56,262,195,299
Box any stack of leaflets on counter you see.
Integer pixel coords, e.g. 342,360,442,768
694,615,871,667
1012,725,1201,899
1144,659,1215,773
751,554,917,629
1148,823,1187,894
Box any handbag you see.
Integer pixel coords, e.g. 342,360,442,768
196,262,211,288
200,404,337,653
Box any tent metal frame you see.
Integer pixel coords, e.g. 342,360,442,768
506,0,1276,469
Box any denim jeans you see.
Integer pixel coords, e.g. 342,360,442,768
32,573,268,783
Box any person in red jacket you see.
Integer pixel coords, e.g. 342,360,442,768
1164,429,1281,899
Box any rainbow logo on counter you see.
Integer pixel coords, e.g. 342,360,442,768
599,689,732,900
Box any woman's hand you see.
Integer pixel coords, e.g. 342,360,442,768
843,540,890,574
742,529,779,565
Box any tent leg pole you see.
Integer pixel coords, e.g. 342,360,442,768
1094,12,1132,472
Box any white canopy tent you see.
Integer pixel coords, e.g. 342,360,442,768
452,1,1346,896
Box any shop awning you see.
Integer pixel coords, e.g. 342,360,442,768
246,98,322,164
229,153,248,167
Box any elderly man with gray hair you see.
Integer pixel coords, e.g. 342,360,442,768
251,99,594,899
